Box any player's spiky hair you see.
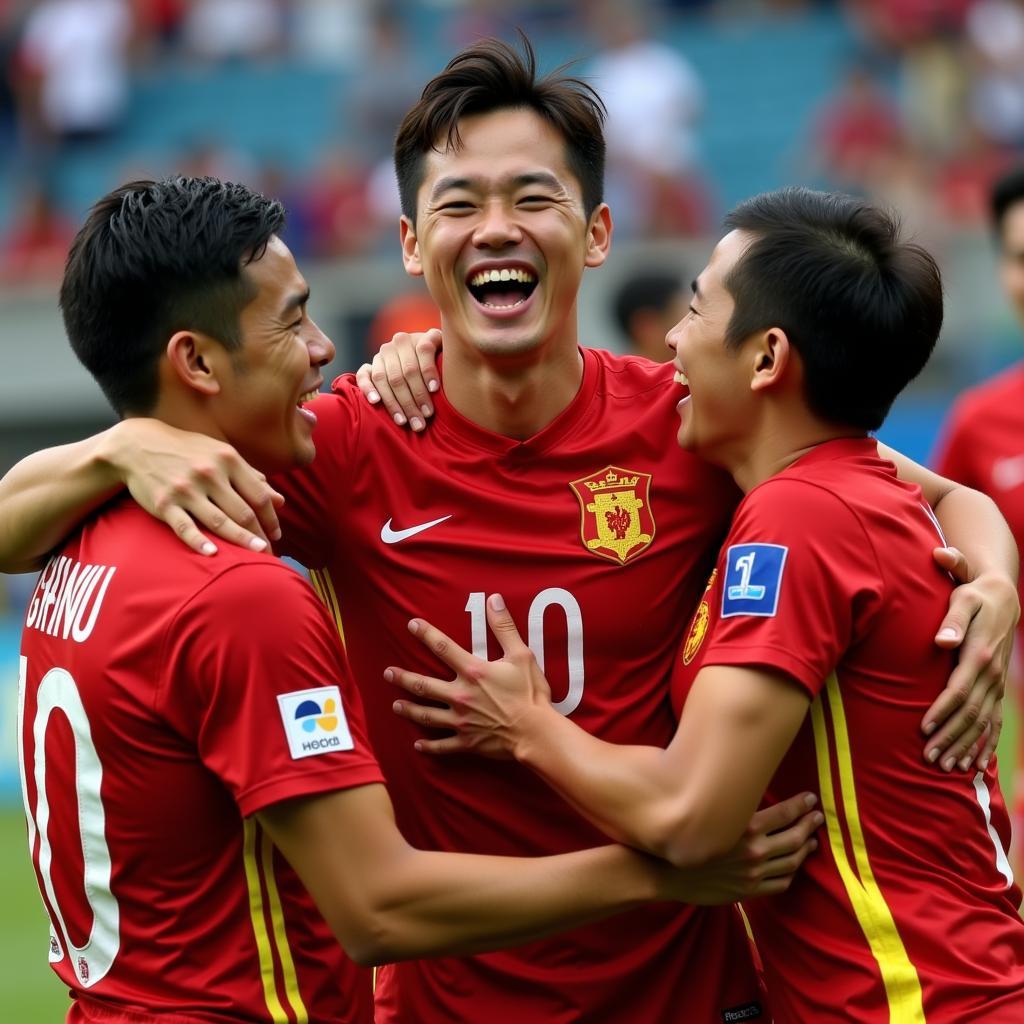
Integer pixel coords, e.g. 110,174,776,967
61,176,285,415
393,33,606,222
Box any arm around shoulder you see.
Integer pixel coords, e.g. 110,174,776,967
0,425,127,573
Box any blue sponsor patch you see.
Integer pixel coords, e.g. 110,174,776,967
721,543,787,618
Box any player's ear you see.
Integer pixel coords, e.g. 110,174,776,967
749,327,792,393
165,331,223,397
400,216,423,277
585,203,613,268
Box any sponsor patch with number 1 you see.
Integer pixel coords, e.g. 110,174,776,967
721,543,787,618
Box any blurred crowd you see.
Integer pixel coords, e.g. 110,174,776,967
0,0,1023,306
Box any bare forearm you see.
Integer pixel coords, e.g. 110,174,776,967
359,842,662,962
0,429,122,572
512,706,684,859
933,485,1019,584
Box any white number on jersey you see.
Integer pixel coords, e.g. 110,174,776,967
18,656,121,987
465,588,585,716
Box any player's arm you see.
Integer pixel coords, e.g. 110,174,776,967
0,419,283,572
259,784,714,965
355,329,442,430
185,568,812,965
880,442,1019,770
388,600,812,868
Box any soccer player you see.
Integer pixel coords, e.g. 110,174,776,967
934,164,1024,869
388,189,1024,1021
19,176,811,1024
0,39,1018,1023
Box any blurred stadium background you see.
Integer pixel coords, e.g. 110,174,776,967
1,0,1022,1017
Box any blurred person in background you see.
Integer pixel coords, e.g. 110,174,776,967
809,59,905,193
0,179,75,283
933,163,1024,877
12,0,134,152
587,0,711,237
182,0,284,63
611,267,688,363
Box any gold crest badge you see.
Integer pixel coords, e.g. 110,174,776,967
569,466,655,565
683,568,718,664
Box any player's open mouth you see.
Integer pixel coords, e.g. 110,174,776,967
466,265,538,313
296,387,320,427
674,368,689,386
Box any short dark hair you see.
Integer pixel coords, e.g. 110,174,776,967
394,34,606,222
60,176,285,416
613,270,684,339
722,187,943,431
991,165,1024,237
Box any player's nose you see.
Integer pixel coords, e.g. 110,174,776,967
307,319,336,367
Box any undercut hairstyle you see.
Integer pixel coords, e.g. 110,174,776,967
722,188,943,431
394,34,606,222
991,165,1024,238
60,176,285,416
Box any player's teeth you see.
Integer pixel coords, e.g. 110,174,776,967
470,268,537,286
674,370,689,385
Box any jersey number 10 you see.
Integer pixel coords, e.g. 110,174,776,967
465,588,584,716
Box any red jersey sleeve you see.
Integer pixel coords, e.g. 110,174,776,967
270,388,361,568
156,560,383,816
701,478,885,698
931,398,979,488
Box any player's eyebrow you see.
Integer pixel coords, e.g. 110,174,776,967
279,287,310,318
691,279,703,302
512,172,566,193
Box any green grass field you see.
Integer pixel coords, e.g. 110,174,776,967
0,711,1018,1020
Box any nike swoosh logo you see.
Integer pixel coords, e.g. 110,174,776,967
380,515,453,544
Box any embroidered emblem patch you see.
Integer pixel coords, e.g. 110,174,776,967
569,466,655,565
683,568,718,664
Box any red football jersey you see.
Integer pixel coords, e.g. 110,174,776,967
933,362,1024,647
273,349,766,1023
18,498,382,1024
671,438,1024,1023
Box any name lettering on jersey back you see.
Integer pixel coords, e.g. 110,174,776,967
25,556,117,643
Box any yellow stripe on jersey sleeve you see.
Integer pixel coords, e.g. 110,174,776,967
242,819,290,1024
260,830,309,1024
309,569,346,648
811,674,925,1022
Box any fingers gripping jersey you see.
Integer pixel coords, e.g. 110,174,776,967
19,500,382,1023
272,349,765,1023
671,439,1024,1023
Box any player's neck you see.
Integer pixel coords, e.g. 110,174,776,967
441,344,585,439
726,407,866,492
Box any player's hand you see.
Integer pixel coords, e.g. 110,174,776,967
387,594,552,759
923,547,1018,772
355,328,442,431
657,792,823,905
106,418,284,556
